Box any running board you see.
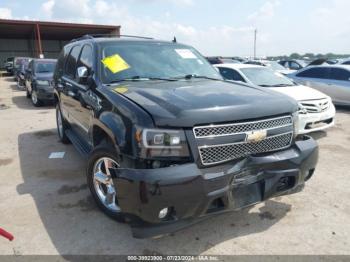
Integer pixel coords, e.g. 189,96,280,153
65,129,91,158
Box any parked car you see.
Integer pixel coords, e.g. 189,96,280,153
215,64,336,134
4,57,14,74
244,60,292,75
288,65,350,106
25,58,57,106
279,59,307,70
13,57,31,82
54,35,318,238
206,56,241,64
16,58,32,88
341,59,350,65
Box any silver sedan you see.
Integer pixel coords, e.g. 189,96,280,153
288,65,350,106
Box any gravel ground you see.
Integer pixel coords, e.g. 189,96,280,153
0,72,349,256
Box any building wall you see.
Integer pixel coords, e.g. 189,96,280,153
0,38,71,68
0,39,34,67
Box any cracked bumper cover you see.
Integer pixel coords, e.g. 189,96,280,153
113,135,318,238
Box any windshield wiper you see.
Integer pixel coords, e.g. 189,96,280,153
259,84,293,87
174,74,222,81
108,76,178,84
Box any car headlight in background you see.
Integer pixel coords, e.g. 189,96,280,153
136,128,190,158
36,80,50,86
292,111,300,136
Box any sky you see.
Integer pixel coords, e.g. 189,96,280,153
0,0,349,57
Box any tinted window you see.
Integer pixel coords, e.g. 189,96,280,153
296,67,329,79
343,61,350,65
218,68,245,82
329,68,350,81
289,61,301,70
55,50,65,77
77,45,93,73
65,45,81,77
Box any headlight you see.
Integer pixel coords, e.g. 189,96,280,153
136,128,190,158
292,111,300,137
36,80,49,86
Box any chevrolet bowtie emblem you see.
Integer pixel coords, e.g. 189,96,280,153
246,130,267,143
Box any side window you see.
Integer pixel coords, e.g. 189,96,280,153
54,50,65,78
296,68,329,79
289,62,301,70
343,61,350,65
65,45,81,78
219,68,245,82
77,45,93,74
329,68,350,81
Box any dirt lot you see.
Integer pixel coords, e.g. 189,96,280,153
0,72,349,256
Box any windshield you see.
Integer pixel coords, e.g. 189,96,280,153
99,41,222,84
265,61,286,71
35,62,56,73
241,67,295,87
15,58,31,69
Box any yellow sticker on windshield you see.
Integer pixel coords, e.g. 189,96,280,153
114,86,129,94
102,54,130,74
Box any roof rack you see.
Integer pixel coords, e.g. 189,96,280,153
70,34,154,43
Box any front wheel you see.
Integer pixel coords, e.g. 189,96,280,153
87,145,125,222
31,90,42,107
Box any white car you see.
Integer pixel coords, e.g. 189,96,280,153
215,64,336,135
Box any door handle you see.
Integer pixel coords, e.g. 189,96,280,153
66,82,73,87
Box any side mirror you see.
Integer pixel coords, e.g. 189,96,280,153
77,66,89,84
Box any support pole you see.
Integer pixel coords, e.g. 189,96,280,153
254,29,257,59
35,23,43,58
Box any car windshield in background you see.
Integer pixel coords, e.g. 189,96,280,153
266,61,286,71
35,62,56,73
15,58,31,68
241,67,295,87
99,42,222,84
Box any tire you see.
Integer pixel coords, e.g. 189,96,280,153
87,144,125,222
56,104,70,144
31,90,42,107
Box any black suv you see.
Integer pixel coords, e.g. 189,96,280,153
25,59,57,106
53,35,318,238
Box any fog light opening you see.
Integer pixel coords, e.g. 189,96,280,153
305,168,315,182
158,207,169,219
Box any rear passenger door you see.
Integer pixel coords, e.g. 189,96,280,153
327,68,350,104
295,67,331,94
61,44,84,137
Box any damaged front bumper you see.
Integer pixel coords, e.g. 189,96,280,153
113,135,318,238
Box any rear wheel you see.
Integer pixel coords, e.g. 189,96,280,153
56,104,70,144
31,90,42,107
87,144,125,222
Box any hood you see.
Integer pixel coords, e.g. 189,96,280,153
35,72,53,81
271,85,328,102
111,80,298,127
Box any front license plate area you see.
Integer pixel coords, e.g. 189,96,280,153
232,181,263,209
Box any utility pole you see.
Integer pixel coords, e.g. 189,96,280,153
254,29,257,59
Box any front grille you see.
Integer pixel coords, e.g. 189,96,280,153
193,116,292,138
300,99,329,113
199,132,293,166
